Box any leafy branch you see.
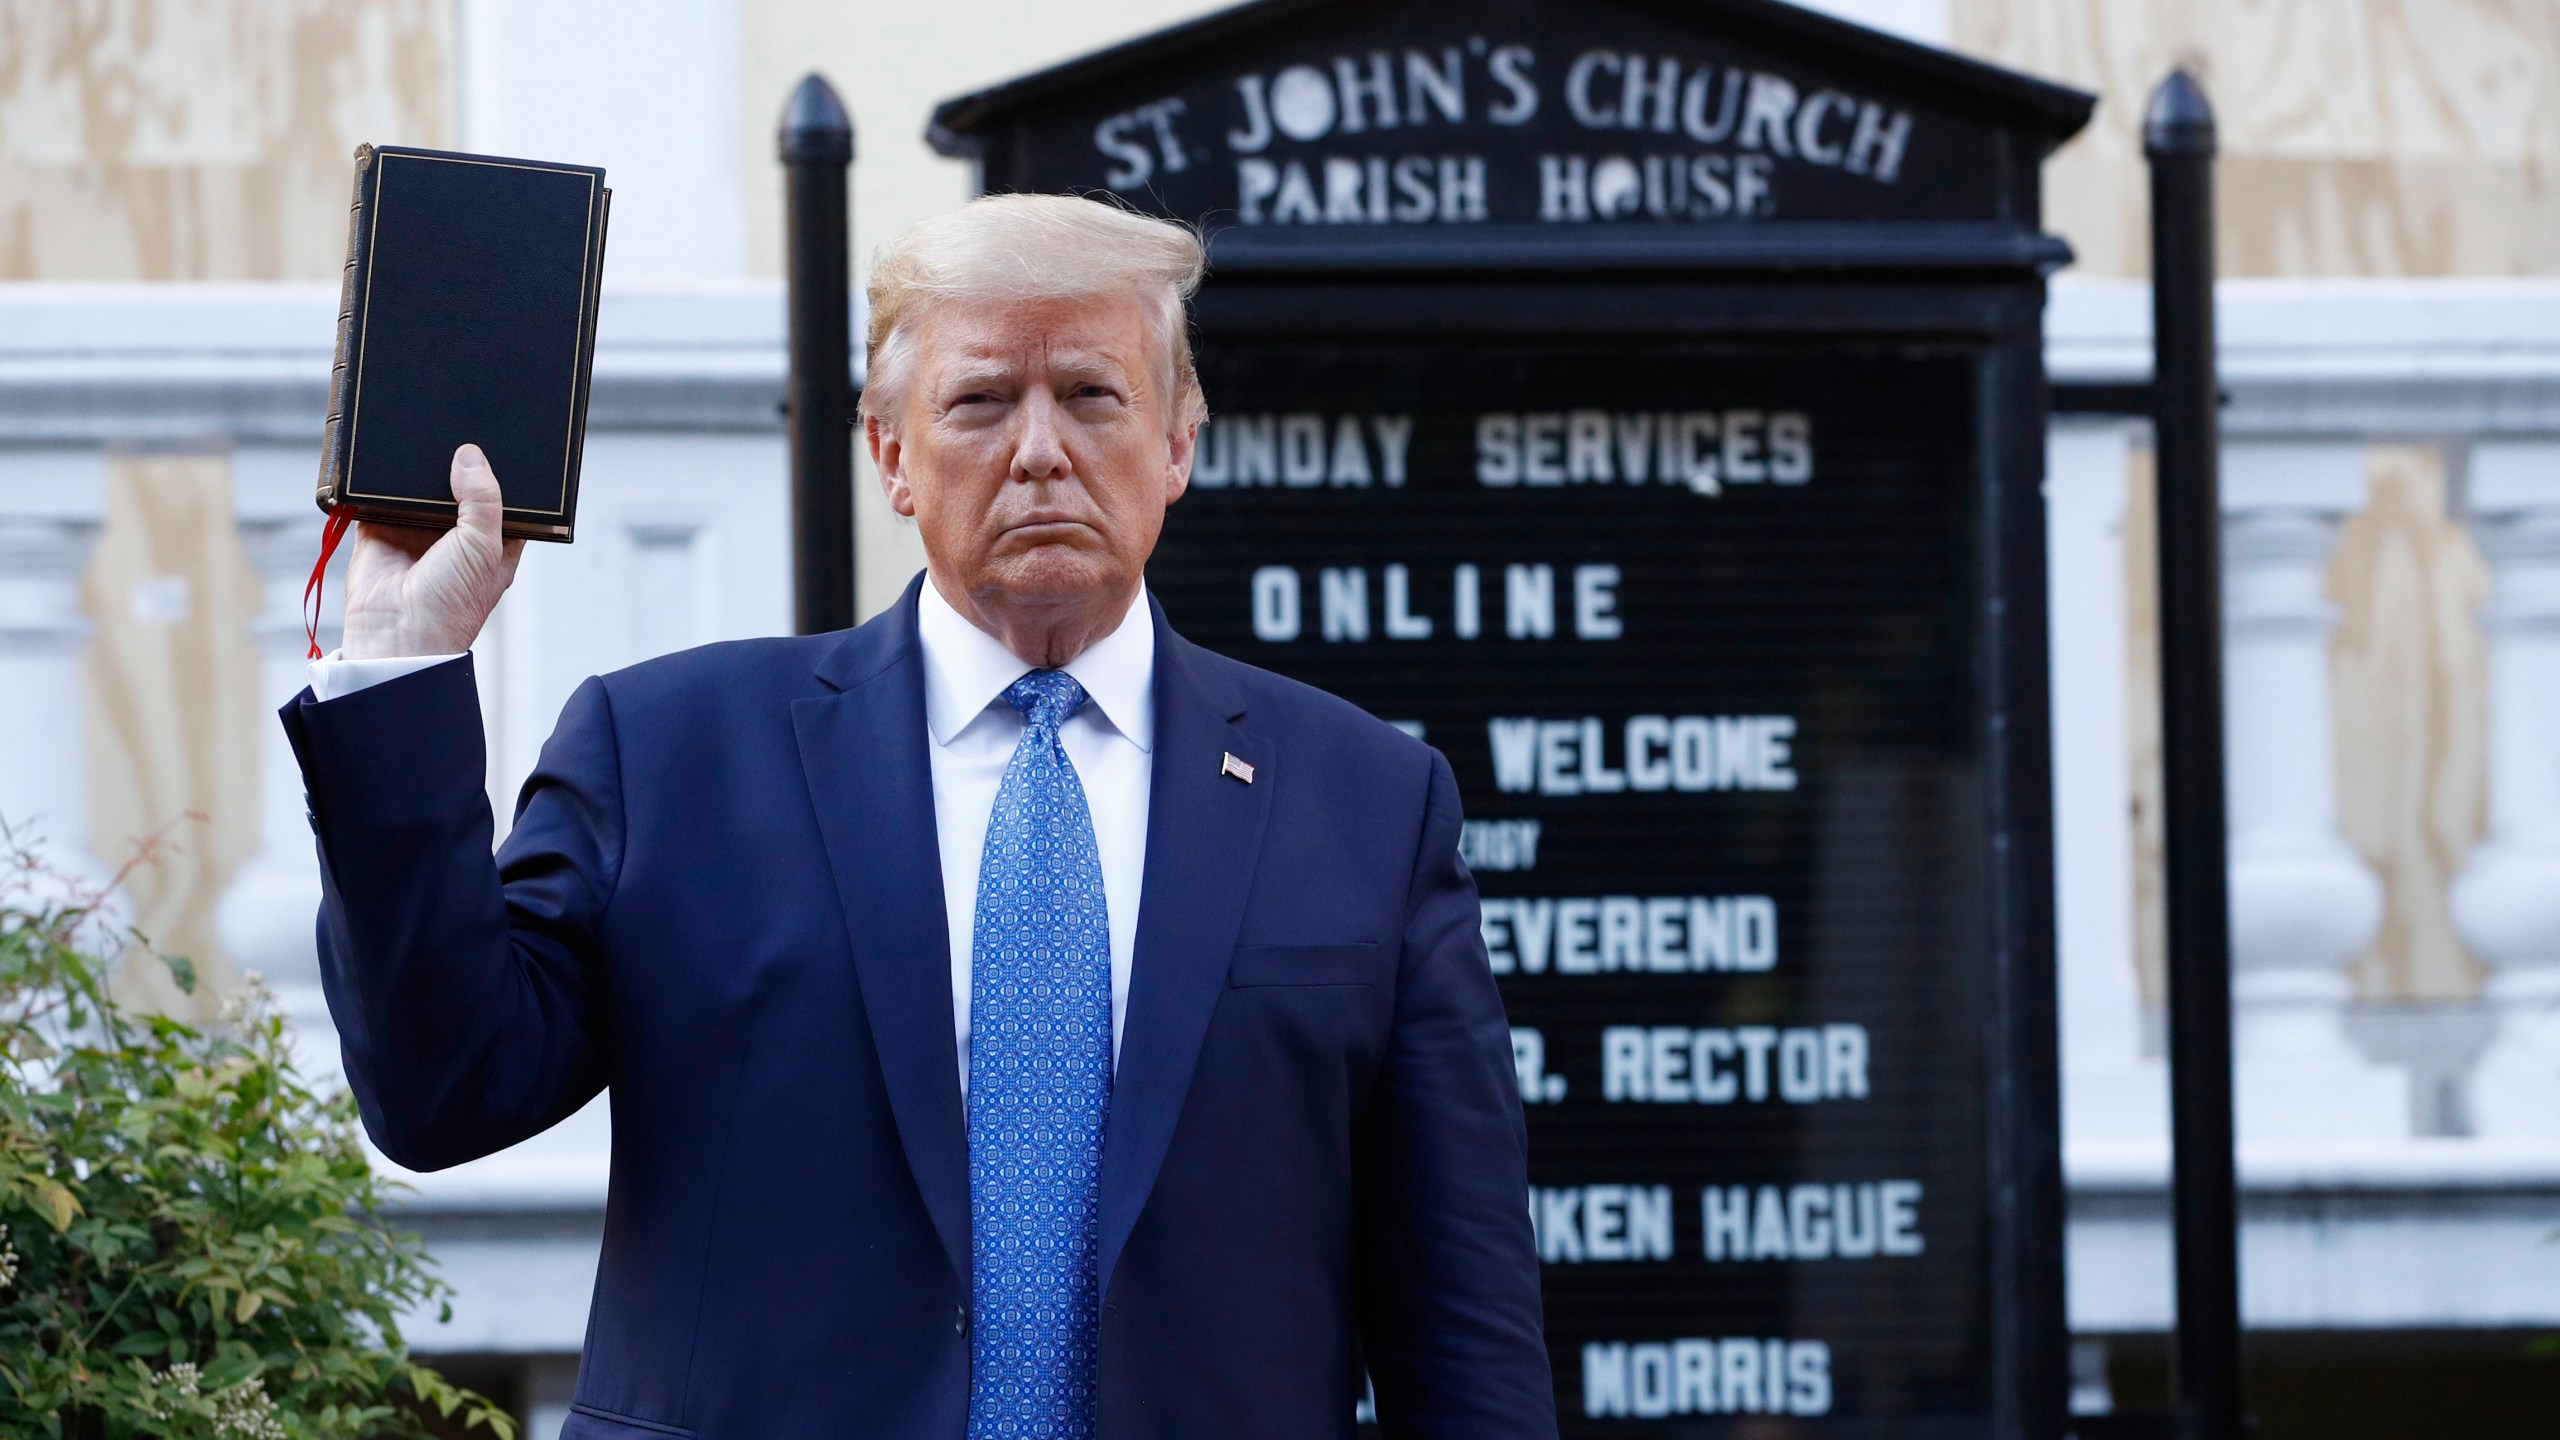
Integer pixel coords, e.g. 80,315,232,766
0,820,514,1440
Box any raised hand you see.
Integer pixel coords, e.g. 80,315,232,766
340,444,527,661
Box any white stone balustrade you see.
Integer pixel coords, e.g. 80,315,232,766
0,453,119,916
2219,441,2403,1144
2451,440,2560,1142
213,449,341,1085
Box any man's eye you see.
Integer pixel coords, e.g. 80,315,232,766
1072,385,1114,400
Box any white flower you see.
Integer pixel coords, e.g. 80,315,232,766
0,1223,18,1288
218,970,272,1029
212,1375,288,1440
138,1362,203,1420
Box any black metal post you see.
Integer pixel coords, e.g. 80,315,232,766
2146,69,2243,1440
780,73,856,635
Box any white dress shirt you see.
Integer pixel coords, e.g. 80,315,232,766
917,582,1152,1091
307,580,1157,1094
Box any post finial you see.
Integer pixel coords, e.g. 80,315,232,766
2144,68,2217,160
779,73,855,164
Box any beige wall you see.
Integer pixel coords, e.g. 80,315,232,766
738,0,1225,287
2331,448,2490,1002
1954,0,2560,277
0,0,453,281
82,454,261,1019
2,0,446,1007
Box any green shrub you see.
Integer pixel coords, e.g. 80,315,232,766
0,829,514,1440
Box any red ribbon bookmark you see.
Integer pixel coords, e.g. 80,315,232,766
304,508,353,660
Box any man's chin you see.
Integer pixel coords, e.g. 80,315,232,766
982,547,1123,608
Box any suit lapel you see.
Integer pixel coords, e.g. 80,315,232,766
1099,607,1270,1294
792,580,972,1286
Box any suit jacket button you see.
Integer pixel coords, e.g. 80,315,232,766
955,1305,969,1337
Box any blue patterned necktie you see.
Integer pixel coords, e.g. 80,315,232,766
967,669,1111,1440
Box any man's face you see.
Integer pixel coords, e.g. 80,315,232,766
871,291,1195,617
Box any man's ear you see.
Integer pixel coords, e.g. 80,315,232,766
868,416,918,518
1163,418,1199,505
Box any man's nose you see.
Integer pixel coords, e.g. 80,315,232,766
1010,390,1072,482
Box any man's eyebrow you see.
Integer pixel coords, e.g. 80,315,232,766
936,360,1017,393
933,349,1138,395
1047,351,1138,385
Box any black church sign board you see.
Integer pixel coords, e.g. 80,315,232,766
932,2,2093,1434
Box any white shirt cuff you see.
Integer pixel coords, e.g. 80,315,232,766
307,650,465,703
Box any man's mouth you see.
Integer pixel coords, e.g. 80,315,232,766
1001,514,1095,542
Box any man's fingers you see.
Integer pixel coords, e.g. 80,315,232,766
451,443,506,539
338,445,523,660
353,517,437,564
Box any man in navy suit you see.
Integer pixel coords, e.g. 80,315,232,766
285,193,1553,1439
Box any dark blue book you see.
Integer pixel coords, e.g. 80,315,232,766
317,144,610,543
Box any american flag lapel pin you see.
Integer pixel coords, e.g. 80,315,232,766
1221,751,1256,784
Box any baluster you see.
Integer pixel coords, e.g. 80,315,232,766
2220,443,2405,1142
2450,442,2560,1140
0,513,121,912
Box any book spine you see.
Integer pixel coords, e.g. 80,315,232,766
315,144,375,516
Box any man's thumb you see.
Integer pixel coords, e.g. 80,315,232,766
451,443,505,537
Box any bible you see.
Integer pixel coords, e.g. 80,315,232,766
316,143,611,542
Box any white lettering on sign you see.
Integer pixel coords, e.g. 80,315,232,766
1486,715,1798,794
1506,563,1554,637
1192,413,1413,487
1461,818,1542,871
1235,154,1490,225
1537,150,1775,221
1093,98,1192,188
1319,567,1368,642
1700,1182,1926,1261
1248,563,1621,643
1250,566,1301,641
1480,895,1777,975
1224,43,1547,153
1478,410,1812,491
1553,54,1910,182
1095,40,1922,227
1601,1025,1870,1103
1582,1338,1832,1418
1512,1026,1567,1104
1381,564,1432,639
1532,1185,1674,1263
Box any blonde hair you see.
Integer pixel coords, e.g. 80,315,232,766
860,193,1207,431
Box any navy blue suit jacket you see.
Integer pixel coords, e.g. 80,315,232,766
283,578,1554,1440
